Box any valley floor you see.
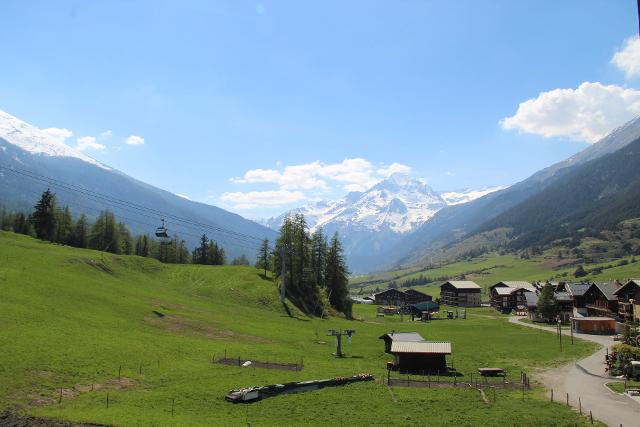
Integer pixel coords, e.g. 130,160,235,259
0,231,606,426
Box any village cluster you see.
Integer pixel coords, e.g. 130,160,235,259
352,279,640,379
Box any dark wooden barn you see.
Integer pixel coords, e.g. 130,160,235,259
379,332,451,373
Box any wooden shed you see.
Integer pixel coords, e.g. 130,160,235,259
571,316,616,334
388,341,451,373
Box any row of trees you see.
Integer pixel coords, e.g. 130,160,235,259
0,190,236,265
262,214,352,318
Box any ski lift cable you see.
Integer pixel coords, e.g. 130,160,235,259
0,165,267,243
0,166,273,249
1,193,266,254
0,166,265,250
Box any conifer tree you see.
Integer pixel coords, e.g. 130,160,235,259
325,232,352,318
72,214,88,248
255,238,270,277
192,234,209,264
30,189,57,241
537,282,559,323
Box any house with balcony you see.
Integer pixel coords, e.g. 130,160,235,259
439,281,481,307
583,282,621,319
613,279,640,324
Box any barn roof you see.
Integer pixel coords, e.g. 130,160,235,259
441,281,481,289
378,332,425,342
613,279,640,296
565,283,591,297
494,287,517,296
412,301,439,312
554,291,572,302
592,282,620,301
390,341,451,355
405,289,428,297
503,281,536,291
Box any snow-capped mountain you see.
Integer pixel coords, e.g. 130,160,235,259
440,186,507,205
263,175,508,272
0,110,108,170
266,174,447,234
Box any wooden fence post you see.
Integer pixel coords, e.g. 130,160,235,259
579,397,582,414
118,365,121,380
551,389,554,402
566,392,569,406
589,411,593,424
171,398,175,417
106,391,109,408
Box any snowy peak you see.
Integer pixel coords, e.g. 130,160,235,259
440,186,507,205
0,110,109,170
266,175,447,234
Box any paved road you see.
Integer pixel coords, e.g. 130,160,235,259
508,316,639,427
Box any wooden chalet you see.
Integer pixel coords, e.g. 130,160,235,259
613,279,640,324
373,289,406,306
379,332,451,373
404,289,432,305
584,282,621,319
439,281,481,307
489,282,534,313
565,283,591,316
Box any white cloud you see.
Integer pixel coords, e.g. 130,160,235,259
76,136,106,151
500,82,640,143
220,190,306,209
612,37,640,79
175,193,191,200
42,128,73,144
231,158,408,192
126,135,145,145
99,130,113,139
377,162,412,177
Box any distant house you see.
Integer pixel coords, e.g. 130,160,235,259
554,291,574,323
584,282,621,318
404,289,432,304
373,289,406,306
410,301,440,320
489,282,534,312
440,281,481,307
613,279,640,323
524,292,540,321
379,332,451,373
565,283,592,316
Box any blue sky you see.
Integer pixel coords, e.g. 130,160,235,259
2,1,640,218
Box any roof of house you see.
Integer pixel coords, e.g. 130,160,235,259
441,281,481,289
412,301,439,311
378,332,425,342
613,279,640,296
554,291,573,302
498,281,536,291
592,282,621,301
565,283,591,297
524,292,538,307
373,288,405,297
494,287,517,296
390,341,452,354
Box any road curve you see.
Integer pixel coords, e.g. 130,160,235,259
507,316,639,427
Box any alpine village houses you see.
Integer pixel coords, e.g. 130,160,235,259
439,281,481,307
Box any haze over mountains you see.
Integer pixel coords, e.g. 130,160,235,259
0,110,276,261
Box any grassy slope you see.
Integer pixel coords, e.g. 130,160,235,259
0,231,601,426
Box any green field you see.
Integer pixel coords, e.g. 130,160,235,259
0,231,603,426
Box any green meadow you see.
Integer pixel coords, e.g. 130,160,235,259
0,231,602,426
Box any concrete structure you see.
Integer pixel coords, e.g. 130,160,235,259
439,281,481,307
